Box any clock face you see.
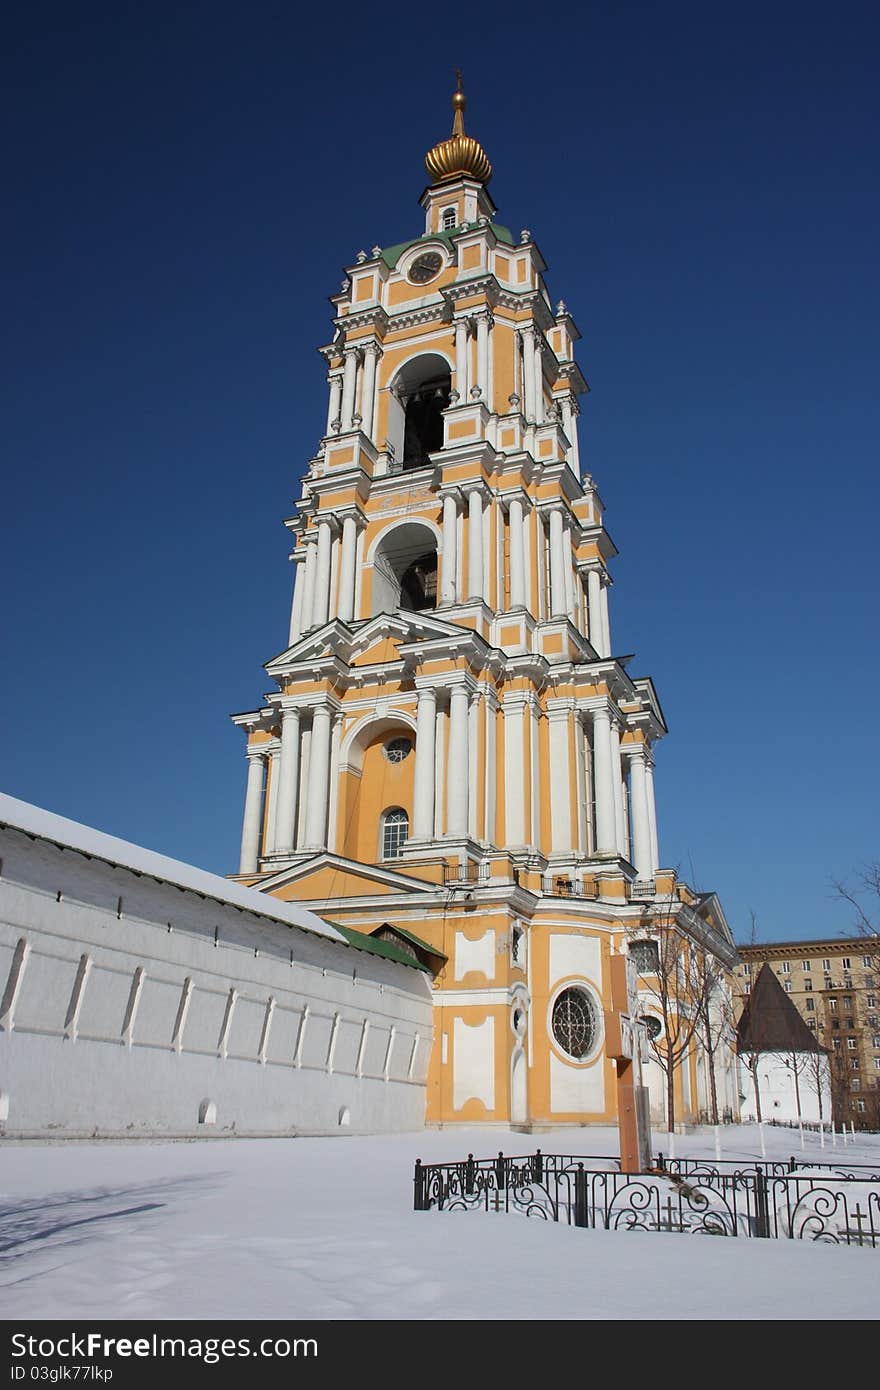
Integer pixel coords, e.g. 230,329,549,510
409,251,443,285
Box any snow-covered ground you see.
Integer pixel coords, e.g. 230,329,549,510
1,1124,877,1320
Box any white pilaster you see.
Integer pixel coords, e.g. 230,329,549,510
521,326,535,421
454,318,470,399
533,338,544,424
326,373,343,434
337,514,359,623
562,519,575,618
502,698,526,846
273,707,302,856
645,755,659,874
412,688,437,840
476,312,490,397
628,747,653,880
312,518,334,628
440,492,459,604
447,687,470,836
548,708,573,855
590,708,617,855
549,507,567,618
288,560,305,645
340,349,359,431
360,343,380,440
303,705,332,851
264,747,280,855
239,752,266,875
600,576,612,657
484,694,497,845
508,495,526,608
609,722,627,859
300,538,317,634
467,488,484,601
587,568,604,655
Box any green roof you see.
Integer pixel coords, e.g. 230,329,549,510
329,921,431,973
372,922,447,961
380,223,514,271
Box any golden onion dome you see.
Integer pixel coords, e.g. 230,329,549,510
425,74,492,186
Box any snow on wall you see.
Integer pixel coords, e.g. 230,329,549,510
0,820,432,1136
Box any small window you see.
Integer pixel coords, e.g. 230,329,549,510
846,1017,855,1030
629,939,660,974
384,737,413,764
857,1099,866,1112
807,1019,816,1030
843,995,852,1008
822,958,831,971
784,981,792,993
782,960,791,974
441,207,457,230
850,1058,860,1071
863,955,873,967
804,979,813,992
381,807,409,859
866,975,875,987
828,998,838,1012
851,1077,860,1089
805,998,815,1012
802,960,812,972
743,963,752,976
875,1058,880,1071
868,995,877,1007
847,1038,857,1050
873,1035,880,1048
842,957,851,969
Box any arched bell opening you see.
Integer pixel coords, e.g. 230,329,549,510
387,353,452,471
370,520,440,616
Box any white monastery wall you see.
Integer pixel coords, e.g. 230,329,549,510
738,1052,831,1125
0,808,432,1137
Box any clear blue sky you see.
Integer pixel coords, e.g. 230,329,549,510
3,1,878,945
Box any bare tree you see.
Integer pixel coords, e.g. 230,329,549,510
832,865,880,959
630,922,706,1134
692,949,736,1124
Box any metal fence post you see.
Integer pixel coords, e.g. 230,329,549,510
532,1149,544,1183
754,1164,770,1238
496,1151,506,1190
574,1163,588,1228
465,1153,476,1195
414,1159,425,1211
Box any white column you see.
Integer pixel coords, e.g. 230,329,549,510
548,709,573,854
239,753,265,874
508,495,526,608
628,748,653,880
609,722,627,858
440,493,458,603
312,518,333,627
549,507,567,617
503,698,526,846
521,326,535,421
273,708,301,856
288,561,305,644
467,489,484,601
326,373,343,434
476,313,490,396
337,514,359,623
600,577,612,657
590,708,617,855
303,705,332,850
533,338,544,423
645,756,659,874
587,569,605,655
340,349,359,431
454,319,468,398
300,539,317,634
360,344,379,439
447,687,470,836
412,688,437,840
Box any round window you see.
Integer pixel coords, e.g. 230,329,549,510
383,737,413,764
551,986,598,1061
643,1015,662,1042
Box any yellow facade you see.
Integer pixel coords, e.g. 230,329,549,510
231,88,739,1130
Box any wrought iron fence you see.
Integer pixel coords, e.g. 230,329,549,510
413,1151,880,1248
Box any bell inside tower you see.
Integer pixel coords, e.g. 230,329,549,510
387,353,452,471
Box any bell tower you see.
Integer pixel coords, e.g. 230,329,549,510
231,81,738,1129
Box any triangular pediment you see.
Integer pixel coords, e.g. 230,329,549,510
255,851,436,901
266,610,483,677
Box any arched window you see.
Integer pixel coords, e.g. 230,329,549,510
441,207,457,230
370,520,439,616
381,807,409,859
387,354,452,471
